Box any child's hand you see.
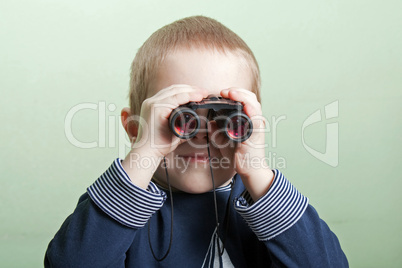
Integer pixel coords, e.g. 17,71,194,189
216,88,274,202
122,85,208,188
135,84,208,156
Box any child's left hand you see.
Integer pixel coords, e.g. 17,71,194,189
214,88,274,202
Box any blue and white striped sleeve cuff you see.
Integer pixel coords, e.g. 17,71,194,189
234,169,309,241
87,158,167,229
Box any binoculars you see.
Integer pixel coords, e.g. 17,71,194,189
168,95,253,142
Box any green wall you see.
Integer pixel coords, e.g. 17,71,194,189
1,0,401,267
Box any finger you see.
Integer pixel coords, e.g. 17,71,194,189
146,88,209,119
220,87,256,99
220,88,261,118
156,91,206,117
152,84,208,101
152,84,193,98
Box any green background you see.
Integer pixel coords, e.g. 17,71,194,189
1,0,401,267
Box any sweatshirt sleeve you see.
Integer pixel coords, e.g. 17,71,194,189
234,169,348,267
44,159,166,268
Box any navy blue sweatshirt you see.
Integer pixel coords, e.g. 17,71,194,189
45,159,348,267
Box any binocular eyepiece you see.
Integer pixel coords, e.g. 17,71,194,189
168,95,253,142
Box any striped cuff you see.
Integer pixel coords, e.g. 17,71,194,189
234,169,309,241
87,158,167,228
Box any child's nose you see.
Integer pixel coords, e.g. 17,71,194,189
193,119,209,140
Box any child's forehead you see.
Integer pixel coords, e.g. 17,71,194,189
147,48,253,98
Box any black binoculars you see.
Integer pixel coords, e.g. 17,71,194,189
168,95,253,142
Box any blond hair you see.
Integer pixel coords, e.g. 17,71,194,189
129,16,261,116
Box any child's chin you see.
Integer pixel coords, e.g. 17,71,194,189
176,183,213,194
175,177,230,194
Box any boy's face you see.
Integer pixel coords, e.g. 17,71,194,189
149,48,254,193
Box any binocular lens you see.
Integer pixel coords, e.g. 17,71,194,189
225,115,251,141
169,107,252,142
171,111,199,138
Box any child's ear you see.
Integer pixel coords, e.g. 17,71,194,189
121,107,138,143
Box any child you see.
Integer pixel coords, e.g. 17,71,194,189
45,16,348,267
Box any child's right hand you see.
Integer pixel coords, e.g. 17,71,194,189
121,85,208,188
134,84,208,156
